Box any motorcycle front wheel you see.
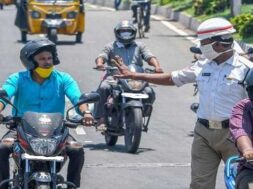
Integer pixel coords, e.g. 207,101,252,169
36,183,50,189
48,28,57,43
124,107,142,153
105,133,118,146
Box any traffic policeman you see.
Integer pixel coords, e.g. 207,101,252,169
112,17,253,189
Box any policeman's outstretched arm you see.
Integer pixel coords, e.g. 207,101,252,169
112,56,175,86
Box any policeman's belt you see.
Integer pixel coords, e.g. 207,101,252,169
197,118,229,129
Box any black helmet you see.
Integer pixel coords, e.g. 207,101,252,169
114,20,137,45
245,68,253,100
20,39,60,70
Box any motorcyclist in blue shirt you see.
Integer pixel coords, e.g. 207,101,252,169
0,39,94,189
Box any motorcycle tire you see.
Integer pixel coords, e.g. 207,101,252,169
76,32,82,43
21,31,27,43
48,28,57,43
137,7,145,39
105,133,118,146
124,107,142,153
36,183,50,189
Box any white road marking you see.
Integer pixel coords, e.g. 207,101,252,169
86,3,115,11
75,125,86,135
84,162,191,168
87,4,197,45
84,140,93,143
151,15,198,45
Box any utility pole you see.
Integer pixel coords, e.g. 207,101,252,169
231,0,241,16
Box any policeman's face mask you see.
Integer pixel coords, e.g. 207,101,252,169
200,41,233,60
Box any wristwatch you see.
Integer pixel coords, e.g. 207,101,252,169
82,110,92,115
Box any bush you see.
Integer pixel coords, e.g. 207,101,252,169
159,0,170,5
205,0,229,14
193,0,208,15
230,13,253,31
158,0,178,6
243,0,253,4
193,0,230,16
240,17,253,38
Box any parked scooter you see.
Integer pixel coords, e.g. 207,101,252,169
224,156,253,189
94,65,153,153
224,155,241,189
0,90,99,189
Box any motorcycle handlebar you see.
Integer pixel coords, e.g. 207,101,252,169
234,157,253,164
93,66,118,71
64,121,79,129
144,68,155,73
1,115,83,129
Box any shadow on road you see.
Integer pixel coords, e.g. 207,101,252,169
152,34,196,38
84,143,155,154
16,40,82,46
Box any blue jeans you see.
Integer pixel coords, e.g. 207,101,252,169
114,0,121,10
131,1,151,27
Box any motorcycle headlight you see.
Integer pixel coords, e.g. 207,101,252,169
31,11,41,19
30,138,57,156
67,11,77,19
127,79,145,91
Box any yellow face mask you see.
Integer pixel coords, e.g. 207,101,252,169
34,66,54,78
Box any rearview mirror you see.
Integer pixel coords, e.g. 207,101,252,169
189,47,202,55
0,89,8,98
247,47,253,55
0,89,18,116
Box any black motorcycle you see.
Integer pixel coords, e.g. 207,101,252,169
95,64,153,153
0,90,99,189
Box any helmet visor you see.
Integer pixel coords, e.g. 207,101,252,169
120,31,133,39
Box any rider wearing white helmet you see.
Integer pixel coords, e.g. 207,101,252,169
112,17,253,189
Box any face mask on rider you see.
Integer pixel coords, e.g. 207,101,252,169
34,66,54,78
199,42,233,60
120,31,132,39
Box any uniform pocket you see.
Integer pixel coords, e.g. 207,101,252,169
218,78,242,95
196,76,210,93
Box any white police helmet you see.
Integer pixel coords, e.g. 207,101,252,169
197,17,236,40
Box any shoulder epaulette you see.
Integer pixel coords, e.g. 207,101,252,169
238,55,253,68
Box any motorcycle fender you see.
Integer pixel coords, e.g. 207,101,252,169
122,100,143,110
31,172,51,182
42,19,66,28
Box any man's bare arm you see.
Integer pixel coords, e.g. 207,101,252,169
131,72,174,86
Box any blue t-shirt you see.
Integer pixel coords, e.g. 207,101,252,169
2,70,81,116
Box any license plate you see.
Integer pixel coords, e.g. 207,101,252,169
121,92,148,99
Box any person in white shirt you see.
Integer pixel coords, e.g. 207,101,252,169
113,17,253,189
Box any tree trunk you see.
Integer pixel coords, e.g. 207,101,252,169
231,0,241,16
